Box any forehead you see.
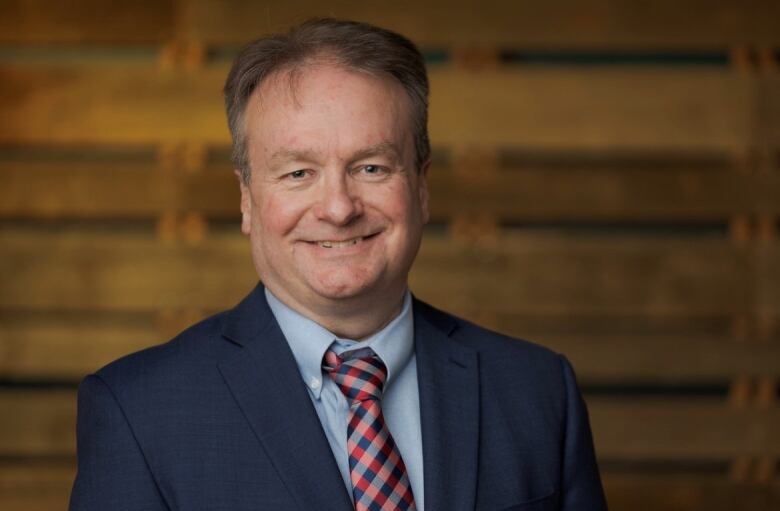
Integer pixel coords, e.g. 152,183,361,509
255,61,408,111
244,64,414,159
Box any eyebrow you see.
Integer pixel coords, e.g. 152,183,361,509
267,142,402,167
268,148,320,166
349,142,402,166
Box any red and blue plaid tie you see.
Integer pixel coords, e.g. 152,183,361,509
323,347,417,511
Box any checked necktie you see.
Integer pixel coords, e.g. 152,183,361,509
323,347,417,511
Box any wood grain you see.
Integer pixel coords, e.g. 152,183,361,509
756,242,780,318
0,153,239,219
428,166,780,221
177,0,780,48
412,235,751,316
0,391,76,456
0,65,753,152
0,65,228,145
2,0,779,47
0,460,74,511
604,474,780,510
0,227,255,311
0,312,161,379
589,398,780,459
429,68,752,151
0,0,174,44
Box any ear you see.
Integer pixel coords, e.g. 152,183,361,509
418,160,430,224
235,169,252,235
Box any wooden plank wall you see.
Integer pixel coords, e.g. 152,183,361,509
1,0,779,509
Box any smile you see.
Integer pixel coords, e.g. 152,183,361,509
317,236,363,248
313,232,379,249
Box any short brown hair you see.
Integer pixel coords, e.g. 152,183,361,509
223,18,430,184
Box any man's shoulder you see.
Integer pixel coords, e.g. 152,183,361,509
91,309,232,392
414,298,563,368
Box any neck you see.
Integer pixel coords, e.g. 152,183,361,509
266,285,406,340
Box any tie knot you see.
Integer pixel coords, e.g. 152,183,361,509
323,347,387,403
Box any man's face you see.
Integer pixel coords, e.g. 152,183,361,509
239,63,429,315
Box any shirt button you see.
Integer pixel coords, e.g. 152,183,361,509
309,377,321,390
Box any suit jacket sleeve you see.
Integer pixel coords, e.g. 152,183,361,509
558,354,608,510
69,374,169,511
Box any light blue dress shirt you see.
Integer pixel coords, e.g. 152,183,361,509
265,288,425,509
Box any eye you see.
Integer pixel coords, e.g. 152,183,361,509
355,164,389,179
286,169,308,180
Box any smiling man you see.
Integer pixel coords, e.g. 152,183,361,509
70,19,607,511
238,63,428,340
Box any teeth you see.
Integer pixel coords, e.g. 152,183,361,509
318,237,362,248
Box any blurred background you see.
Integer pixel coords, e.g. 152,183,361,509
0,0,779,509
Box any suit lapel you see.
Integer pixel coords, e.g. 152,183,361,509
414,299,480,511
217,285,353,511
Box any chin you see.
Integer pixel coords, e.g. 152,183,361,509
307,269,382,302
310,281,372,301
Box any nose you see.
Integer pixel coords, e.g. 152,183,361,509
312,173,363,225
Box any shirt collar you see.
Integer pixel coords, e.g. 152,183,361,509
265,288,414,400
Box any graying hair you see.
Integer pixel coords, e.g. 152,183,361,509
223,18,430,184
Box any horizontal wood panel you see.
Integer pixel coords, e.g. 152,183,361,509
430,69,752,151
412,236,750,315
540,335,780,382
2,157,779,220
2,0,779,47
0,312,161,379
0,391,76,456
590,398,780,459
0,0,174,44
0,65,228,144
756,243,780,317
0,156,240,218
0,228,752,314
0,65,755,151
3,312,779,381
604,474,780,510
0,460,73,511
179,0,780,48
1,465,778,511
430,167,780,220
767,75,780,148
2,390,777,458
0,228,255,311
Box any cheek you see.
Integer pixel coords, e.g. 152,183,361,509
386,181,424,224
253,193,300,237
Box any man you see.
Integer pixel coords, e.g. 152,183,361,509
70,18,607,511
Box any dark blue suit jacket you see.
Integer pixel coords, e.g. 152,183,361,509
70,284,607,510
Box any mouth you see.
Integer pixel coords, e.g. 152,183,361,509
313,232,380,249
